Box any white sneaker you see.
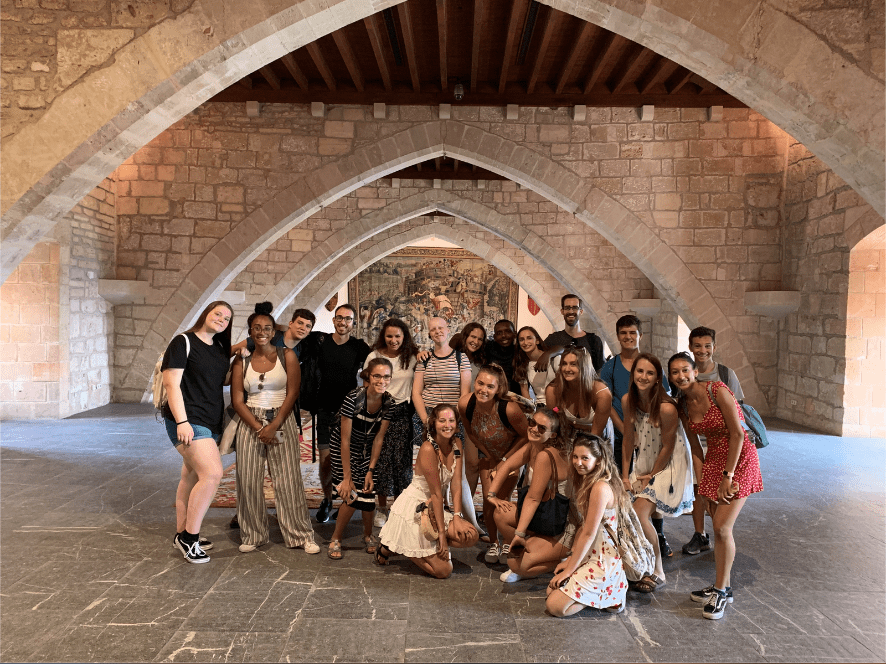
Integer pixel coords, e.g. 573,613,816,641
484,543,501,563
373,510,387,528
500,569,523,583
499,543,511,564
302,540,321,555
239,543,258,553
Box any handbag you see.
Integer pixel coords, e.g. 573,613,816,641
704,382,769,449
602,504,656,582
350,490,377,512
516,448,570,537
416,499,440,540
218,413,239,455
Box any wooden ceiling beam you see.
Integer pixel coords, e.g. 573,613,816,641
434,157,442,171
332,31,365,92
637,55,674,94
498,0,527,94
239,74,253,89
306,42,337,91
363,15,392,92
582,33,623,94
610,44,649,93
527,7,558,94
666,67,694,94
470,0,486,92
436,0,448,90
280,54,309,90
259,65,281,90
397,2,421,92
555,21,594,94
697,78,718,94
453,158,459,172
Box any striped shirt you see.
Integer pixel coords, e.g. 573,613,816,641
415,349,471,410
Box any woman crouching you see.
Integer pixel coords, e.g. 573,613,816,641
487,407,571,583
546,435,629,616
376,404,479,578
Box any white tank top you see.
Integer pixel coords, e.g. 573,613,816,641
244,355,287,408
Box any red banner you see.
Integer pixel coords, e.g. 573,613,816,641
527,295,540,316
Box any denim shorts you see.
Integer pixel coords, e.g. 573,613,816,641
164,418,221,447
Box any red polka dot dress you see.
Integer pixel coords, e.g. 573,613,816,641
689,381,763,501
559,507,628,610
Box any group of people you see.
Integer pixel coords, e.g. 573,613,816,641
159,293,763,620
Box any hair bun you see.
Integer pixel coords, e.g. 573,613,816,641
254,301,273,315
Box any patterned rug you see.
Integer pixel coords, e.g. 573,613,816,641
210,416,490,509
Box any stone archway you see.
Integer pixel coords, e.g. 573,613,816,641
2,0,882,281
253,189,619,345
114,120,764,407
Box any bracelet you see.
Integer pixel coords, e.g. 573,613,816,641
487,492,497,498
455,512,464,518
175,420,188,426
514,530,527,538
368,467,375,473
722,470,735,478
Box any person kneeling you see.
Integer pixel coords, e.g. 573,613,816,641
487,407,572,582
376,404,478,578
545,436,629,617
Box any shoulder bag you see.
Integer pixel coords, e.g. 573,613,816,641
602,504,656,582
516,448,570,537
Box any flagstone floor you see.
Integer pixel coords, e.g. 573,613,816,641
1,403,883,662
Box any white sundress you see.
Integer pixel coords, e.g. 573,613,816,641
379,458,455,558
559,506,627,610
630,409,694,516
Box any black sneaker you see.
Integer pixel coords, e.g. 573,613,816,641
174,534,210,564
658,533,673,558
229,514,239,529
703,588,730,620
316,497,332,523
690,584,733,604
682,532,711,555
172,534,213,551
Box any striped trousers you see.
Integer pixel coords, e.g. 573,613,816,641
235,407,316,548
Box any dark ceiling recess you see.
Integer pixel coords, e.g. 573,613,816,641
211,0,743,108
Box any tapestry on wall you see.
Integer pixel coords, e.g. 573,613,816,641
348,247,519,347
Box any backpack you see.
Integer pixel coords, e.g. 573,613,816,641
152,334,190,411
422,349,463,370
297,332,326,414
464,393,517,434
603,503,656,582
716,364,769,449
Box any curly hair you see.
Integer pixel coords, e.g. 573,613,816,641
426,403,461,441
247,301,275,331
372,318,418,370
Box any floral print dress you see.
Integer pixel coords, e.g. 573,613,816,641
559,506,627,610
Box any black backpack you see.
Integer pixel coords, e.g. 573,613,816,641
298,332,325,414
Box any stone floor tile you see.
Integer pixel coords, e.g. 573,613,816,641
404,631,526,662
152,630,288,662
181,587,312,632
280,618,407,662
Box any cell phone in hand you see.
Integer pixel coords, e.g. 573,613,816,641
274,430,284,443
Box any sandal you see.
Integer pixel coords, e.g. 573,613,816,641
605,603,625,614
632,575,659,593
327,540,342,560
364,535,378,555
374,543,392,566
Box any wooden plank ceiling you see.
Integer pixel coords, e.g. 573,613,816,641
210,0,742,109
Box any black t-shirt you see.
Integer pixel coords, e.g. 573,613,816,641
544,330,605,372
161,332,230,433
485,340,520,393
245,330,303,358
317,335,370,412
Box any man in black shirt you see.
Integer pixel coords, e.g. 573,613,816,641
313,304,370,523
536,294,605,373
485,319,520,393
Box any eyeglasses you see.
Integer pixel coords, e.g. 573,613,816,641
527,419,548,434
251,325,274,334
257,372,265,390
333,316,354,323
370,374,392,381
562,306,581,312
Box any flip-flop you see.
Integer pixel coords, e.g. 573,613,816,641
327,540,342,560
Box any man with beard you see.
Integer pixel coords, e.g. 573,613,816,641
535,294,605,373
313,304,371,523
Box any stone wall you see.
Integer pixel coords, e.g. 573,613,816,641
66,178,116,413
108,103,788,412
0,241,64,418
779,143,881,434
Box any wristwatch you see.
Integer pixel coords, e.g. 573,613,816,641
722,470,734,478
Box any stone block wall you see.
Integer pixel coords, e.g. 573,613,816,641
108,103,787,412
0,241,64,418
779,143,881,434
66,178,116,413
